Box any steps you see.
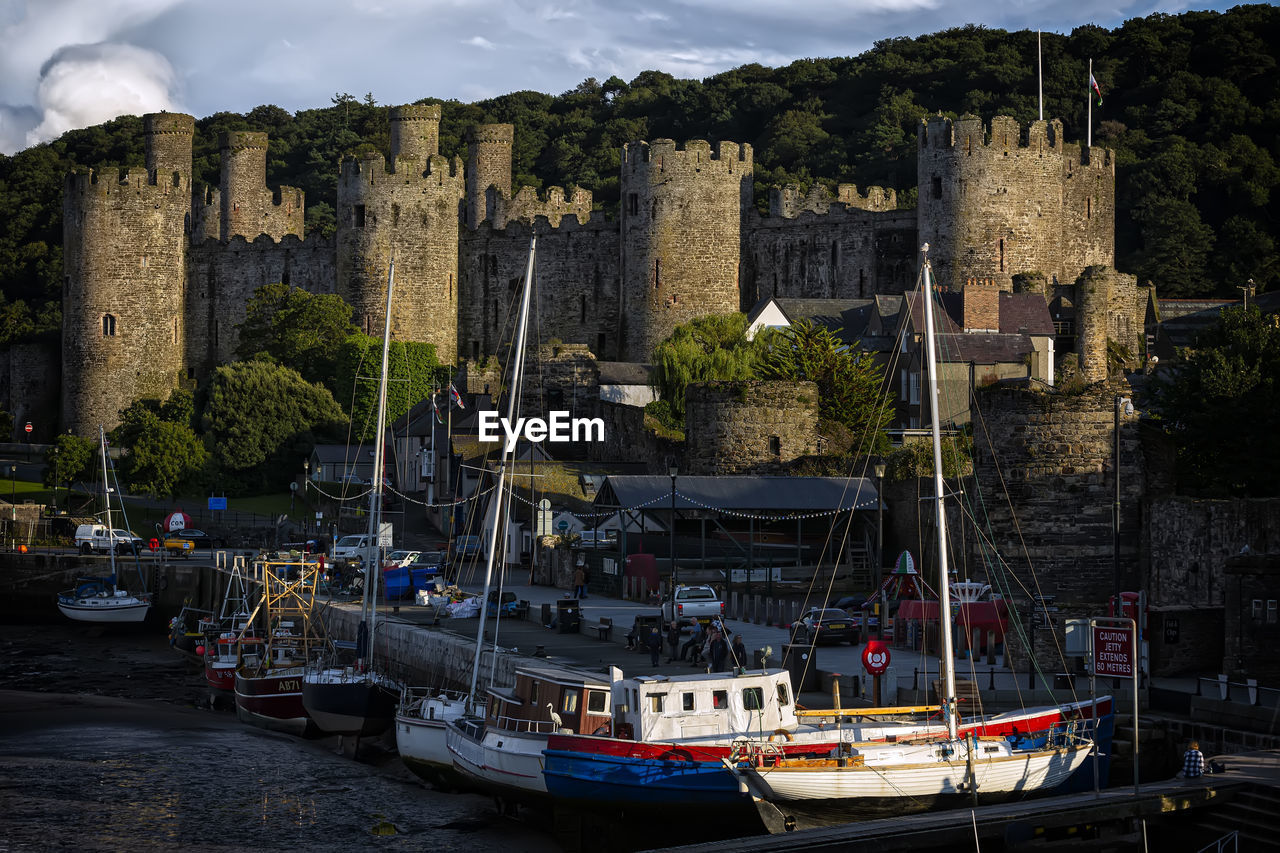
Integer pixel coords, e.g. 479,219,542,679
1197,786,1280,851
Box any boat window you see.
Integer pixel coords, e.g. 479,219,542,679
776,682,790,706
530,682,539,705
647,693,665,713
712,690,727,709
682,692,694,711
742,687,764,711
562,688,580,714
587,690,607,714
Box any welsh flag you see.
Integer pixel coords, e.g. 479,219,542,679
450,383,466,410
1090,73,1103,106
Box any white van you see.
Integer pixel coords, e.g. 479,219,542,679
331,533,376,567
74,523,144,555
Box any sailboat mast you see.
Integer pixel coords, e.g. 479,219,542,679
363,257,396,663
467,235,537,707
920,250,958,740
98,425,116,579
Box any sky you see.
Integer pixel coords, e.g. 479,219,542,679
0,0,1232,156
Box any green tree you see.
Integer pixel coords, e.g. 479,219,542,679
1152,305,1280,495
43,433,96,491
755,319,895,455
651,313,760,421
110,393,207,497
203,361,347,491
334,337,447,442
234,283,358,385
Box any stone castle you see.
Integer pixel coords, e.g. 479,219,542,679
58,104,1120,436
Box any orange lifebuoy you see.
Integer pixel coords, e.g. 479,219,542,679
768,728,794,742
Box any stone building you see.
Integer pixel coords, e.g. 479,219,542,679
49,108,1131,439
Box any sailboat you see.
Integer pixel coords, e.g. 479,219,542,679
732,246,1096,831
395,237,539,787
56,426,152,623
201,554,254,696
302,259,401,737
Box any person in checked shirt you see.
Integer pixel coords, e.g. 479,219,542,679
1181,740,1205,782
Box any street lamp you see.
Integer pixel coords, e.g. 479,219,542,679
9,464,16,522
302,459,311,534
53,448,60,513
669,465,678,601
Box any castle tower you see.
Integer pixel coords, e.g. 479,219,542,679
337,107,464,363
61,113,194,435
917,115,1114,291
618,139,752,362
390,103,442,164
466,124,513,228
219,131,304,241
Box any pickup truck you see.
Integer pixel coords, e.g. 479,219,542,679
660,585,725,625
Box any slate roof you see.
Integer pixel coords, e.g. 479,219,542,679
594,475,879,513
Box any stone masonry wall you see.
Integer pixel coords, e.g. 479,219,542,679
685,380,820,475
0,342,60,441
971,383,1143,674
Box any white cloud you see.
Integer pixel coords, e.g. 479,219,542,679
464,35,497,50
25,42,179,148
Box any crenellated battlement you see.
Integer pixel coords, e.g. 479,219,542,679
339,151,464,189
64,165,189,200
622,138,753,173
920,114,1068,153
768,182,897,218
496,184,593,227
467,124,513,146
221,130,268,151
144,112,194,136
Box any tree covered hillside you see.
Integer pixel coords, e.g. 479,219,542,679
1,5,1277,346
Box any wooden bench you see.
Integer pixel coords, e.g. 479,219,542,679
588,616,613,641
933,678,981,707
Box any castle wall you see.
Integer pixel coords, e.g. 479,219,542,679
685,380,820,475
0,342,60,441
1076,266,1141,383
336,150,464,363
970,384,1142,673
917,116,1114,292
186,235,337,369
62,167,190,435
619,139,751,362
458,216,620,362
390,103,442,164
745,206,916,304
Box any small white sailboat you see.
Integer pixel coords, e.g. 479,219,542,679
303,258,401,737
56,426,152,624
732,246,1095,830
396,236,535,789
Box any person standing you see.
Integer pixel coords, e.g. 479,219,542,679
710,628,729,672
573,566,586,599
1181,740,1205,782
645,624,663,667
731,634,747,671
665,620,682,662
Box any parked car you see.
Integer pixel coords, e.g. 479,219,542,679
74,523,144,555
792,607,860,645
382,549,420,569
163,529,216,554
660,585,724,625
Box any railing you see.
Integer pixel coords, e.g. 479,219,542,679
1197,831,1238,853
1197,675,1280,709
491,713,558,734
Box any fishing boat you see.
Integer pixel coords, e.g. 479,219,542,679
201,555,254,695
302,259,401,738
396,237,538,785
543,667,1111,812
56,426,152,624
730,246,1096,831
233,552,329,737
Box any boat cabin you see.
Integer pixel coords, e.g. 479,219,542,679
483,663,612,736
610,667,799,741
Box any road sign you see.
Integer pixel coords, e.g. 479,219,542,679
1093,624,1134,677
24,422,32,434
208,496,227,511
557,520,570,533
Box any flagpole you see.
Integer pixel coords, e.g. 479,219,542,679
428,384,436,507
1038,30,1044,121
1087,58,1093,148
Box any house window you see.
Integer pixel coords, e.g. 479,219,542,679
909,372,921,405
102,314,117,336
354,205,366,227
900,368,908,400
1252,599,1263,620
1269,600,1278,625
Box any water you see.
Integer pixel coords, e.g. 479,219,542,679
0,623,558,853
0,710,559,853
